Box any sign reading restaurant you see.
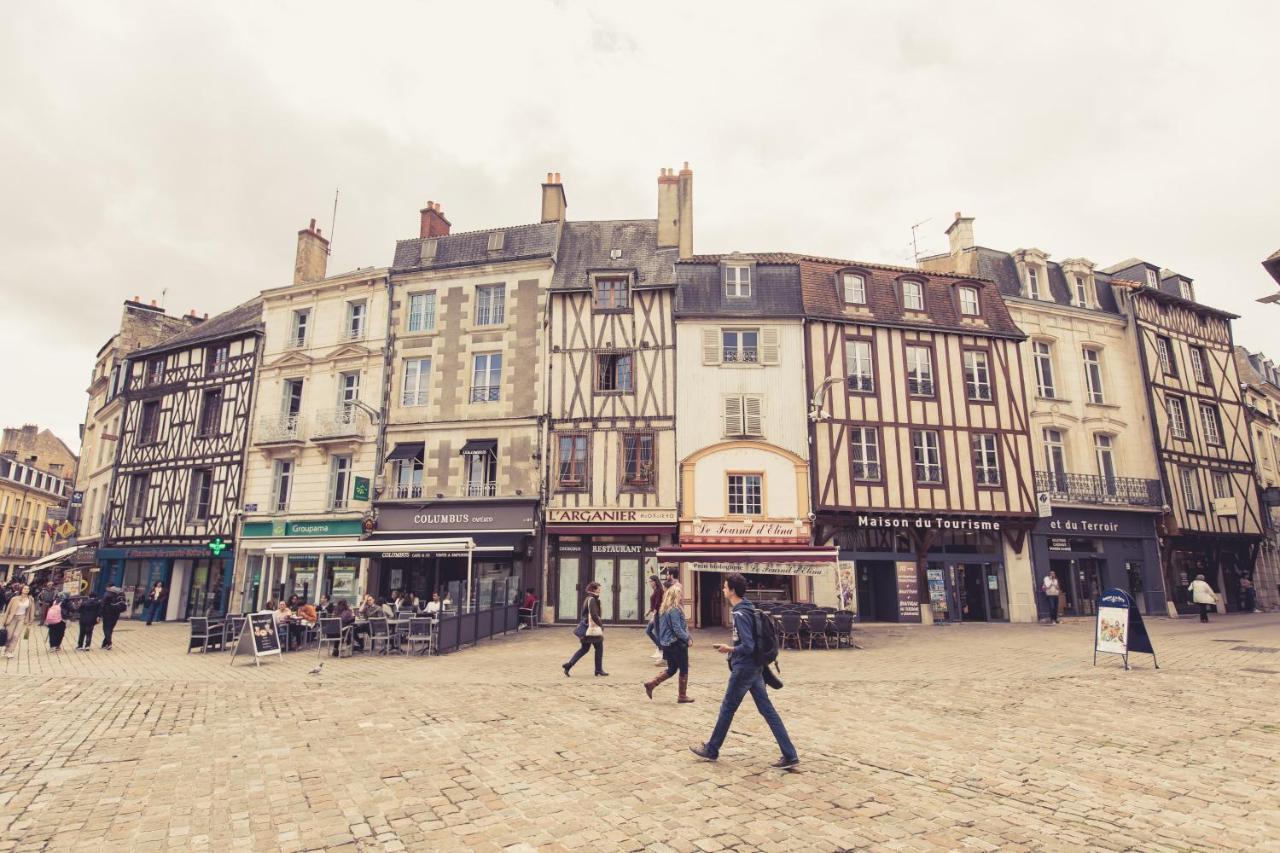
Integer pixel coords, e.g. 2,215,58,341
853,513,1002,532
546,508,677,524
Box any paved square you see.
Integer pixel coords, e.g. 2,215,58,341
1,614,1278,851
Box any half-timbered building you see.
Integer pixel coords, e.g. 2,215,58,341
921,215,1167,615
1105,259,1264,614
100,298,263,620
544,204,680,625
800,256,1040,622
656,253,834,627
1234,346,1280,611
374,192,558,607
237,220,391,611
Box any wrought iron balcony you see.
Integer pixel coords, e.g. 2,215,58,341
463,482,497,497
1036,471,1163,508
470,386,501,403
723,348,758,364
311,407,364,440
391,484,423,500
256,414,304,444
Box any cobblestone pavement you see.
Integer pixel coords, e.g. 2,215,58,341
1,613,1279,852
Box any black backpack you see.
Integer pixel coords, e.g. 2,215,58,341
751,608,781,669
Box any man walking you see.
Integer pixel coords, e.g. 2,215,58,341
1042,570,1061,624
690,572,798,768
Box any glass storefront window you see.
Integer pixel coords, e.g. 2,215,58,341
558,555,580,619
616,558,641,621
241,555,262,613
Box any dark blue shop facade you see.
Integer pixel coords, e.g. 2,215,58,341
96,544,234,621
1030,508,1164,617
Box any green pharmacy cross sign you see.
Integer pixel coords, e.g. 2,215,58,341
207,537,228,557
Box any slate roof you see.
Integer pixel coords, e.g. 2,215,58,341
391,221,560,272
1099,257,1153,275
550,220,677,290
971,247,1123,315
675,258,804,318
132,296,264,356
1262,249,1280,285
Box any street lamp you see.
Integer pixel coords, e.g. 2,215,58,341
809,376,846,421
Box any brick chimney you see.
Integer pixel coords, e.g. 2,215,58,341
294,218,330,285
420,201,451,238
656,167,680,250
946,211,976,256
676,162,693,260
541,172,567,223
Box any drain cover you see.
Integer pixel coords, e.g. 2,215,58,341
1231,646,1279,653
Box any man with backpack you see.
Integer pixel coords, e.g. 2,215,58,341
690,572,798,768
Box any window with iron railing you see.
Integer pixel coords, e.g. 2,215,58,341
722,329,758,363
470,353,502,402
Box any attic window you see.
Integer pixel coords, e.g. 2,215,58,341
420,238,439,263
842,272,866,305
724,265,751,298
1179,280,1194,301
1144,269,1157,288
958,286,980,316
487,231,505,252
901,280,924,312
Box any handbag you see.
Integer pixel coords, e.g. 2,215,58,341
573,617,588,639
585,621,603,638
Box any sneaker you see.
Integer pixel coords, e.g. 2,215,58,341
689,745,717,761
771,756,800,769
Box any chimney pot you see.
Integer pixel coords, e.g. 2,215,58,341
540,172,567,223
309,218,316,230
150,299,157,306
546,172,553,182
295,216,331,284
420,202,451,238
554,172,561,183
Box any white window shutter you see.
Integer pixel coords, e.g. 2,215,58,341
723,396,744,437
743,396,763,436
760,328,780,365
703,328,721,365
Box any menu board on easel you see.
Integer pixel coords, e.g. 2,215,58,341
895,562,921,623
230,613,281,666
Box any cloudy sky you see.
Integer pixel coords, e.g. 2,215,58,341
3,1,1278,451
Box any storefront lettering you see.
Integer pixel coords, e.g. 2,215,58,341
1047,519,1120,534
855,514,1001,531
547,508,676,524
689,520,805,538
670,560,833,577
413,512,493,526
593,544,643,554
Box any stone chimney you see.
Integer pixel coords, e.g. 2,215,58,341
541,172,567,223
946,211,975,256
420,201,451,238
657,162,693,257
294,218,330,285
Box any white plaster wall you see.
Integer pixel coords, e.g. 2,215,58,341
689,445,802,520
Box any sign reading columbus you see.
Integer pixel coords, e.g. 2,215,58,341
377,502,536,533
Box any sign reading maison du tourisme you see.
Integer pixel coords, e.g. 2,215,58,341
853,514,1003,532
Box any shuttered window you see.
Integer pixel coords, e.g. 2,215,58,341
723,395,764,438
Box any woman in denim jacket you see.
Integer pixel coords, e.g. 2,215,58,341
644,584,694,703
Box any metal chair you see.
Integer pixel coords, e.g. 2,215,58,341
317,617,351,660
517,598,539,630
187,617,218,654
368,617,393,655
406,618,435,655
806,611,831,649
777,611,804,650
831,611,855,649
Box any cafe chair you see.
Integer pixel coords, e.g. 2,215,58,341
806,611,831,650
187,617,219,654
317,617,350,660
518,598,540,630
831,611,855,649
777,612,804,651
368,617,393,655
406,618,435,656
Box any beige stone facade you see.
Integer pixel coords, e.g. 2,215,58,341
0,456,71,580
1236,346,1280,610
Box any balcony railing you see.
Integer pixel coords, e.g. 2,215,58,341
312,407,362,439
257,414,303,443
1036,471,1163,508
470,386,501,403
391,484,423,500
463,482,497,497
723,348,759,364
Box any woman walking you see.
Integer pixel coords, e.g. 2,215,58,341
2,584,36,658
562,581,607,677
644,584,694,703
645,575,664,664
45,594,67,652
1188,574,1218,623
144,581,165,625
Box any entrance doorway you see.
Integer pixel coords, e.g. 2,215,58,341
1074,558,1105,616
855,561,898,622
592,556,643,623
699,571,725,627
956,563,986,621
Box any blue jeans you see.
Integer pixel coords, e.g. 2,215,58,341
705,664,797,761
145,600,164,624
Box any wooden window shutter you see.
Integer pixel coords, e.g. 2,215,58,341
722,396,744,437
703,328,721,365
743,396,764,436
760,328,780,365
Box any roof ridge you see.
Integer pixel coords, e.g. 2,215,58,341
394,220,552,244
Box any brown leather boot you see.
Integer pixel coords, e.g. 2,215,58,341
678,673,694,703
644,671,672,699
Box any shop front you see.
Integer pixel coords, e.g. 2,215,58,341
1163,533,1260,616
1030,508,1163,617
827,513,1021,623
545,508,677,625
237,518,367,611
96,544,233,621
369,501,537,608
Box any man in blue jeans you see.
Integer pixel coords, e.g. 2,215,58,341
691,572,798,768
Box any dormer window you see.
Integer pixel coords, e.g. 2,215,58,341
842,272,866,305
724,265,751,298
1144,269,1158,288
958,286,980,316
593,276,630,310
1026,267,1042,299
902,280,924,312
487,231,505,252
1179,280,1194,301
1073,275,1088,307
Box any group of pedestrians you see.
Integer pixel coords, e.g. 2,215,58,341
0,582,131,657
559,570,799,768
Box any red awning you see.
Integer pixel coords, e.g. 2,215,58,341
655,547,838,563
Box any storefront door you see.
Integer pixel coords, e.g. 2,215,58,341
956,563,987,621
856,561,897,621
1074,558,1105,616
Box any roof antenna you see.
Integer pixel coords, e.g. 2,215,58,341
910,218,932,265
328,187,339,258
160,287,168,310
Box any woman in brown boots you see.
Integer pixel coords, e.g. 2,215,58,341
644,584,693,703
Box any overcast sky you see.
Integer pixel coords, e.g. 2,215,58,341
3,1,1278,451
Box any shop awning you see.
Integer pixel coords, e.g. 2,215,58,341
385,442,425,463
471,532,531,553
655,546,839,577
460,439,497,457
264,537,474,556
24,545,84,572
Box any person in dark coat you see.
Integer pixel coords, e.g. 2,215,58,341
100,587,127,650
562,582,607,677
76,594,102,651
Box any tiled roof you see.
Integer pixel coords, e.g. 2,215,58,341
132,296,264,355
675,261,805,317
796,257,1024,338
1099,257,1151,275
1263,249,1280,286
550,220,677,290
391,221,560,272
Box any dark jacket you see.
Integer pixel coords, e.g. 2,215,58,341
583,595,602,629
78,597,102,625
727,599,758,669
101,592,126,620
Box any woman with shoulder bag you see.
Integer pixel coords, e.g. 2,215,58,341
45,594,67,652
644,583,694,703
2,584,36,658
562,581,607,677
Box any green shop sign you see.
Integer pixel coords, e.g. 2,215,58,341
240,519,364,538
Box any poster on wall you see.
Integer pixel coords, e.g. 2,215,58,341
330,569,356,601
895,562,921,622
836,562,855,613
1093,588,1158,670
293,571,316,598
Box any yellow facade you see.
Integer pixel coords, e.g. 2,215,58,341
0,456,71,580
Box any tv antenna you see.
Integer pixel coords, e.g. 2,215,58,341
160,287,168,310
910,218,932,265
328,188,339,257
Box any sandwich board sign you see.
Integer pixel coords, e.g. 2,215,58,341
1093,588,1158,670
230,612,282,667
